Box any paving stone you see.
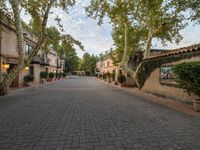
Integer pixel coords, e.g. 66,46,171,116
0,77,200,149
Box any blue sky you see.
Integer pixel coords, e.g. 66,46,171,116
23,0,200,58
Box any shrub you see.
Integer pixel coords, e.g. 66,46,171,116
40,71,48,79
117,74,126,84
106,72,111,78
49,72,55,79
58,72,62,78
99,74,102,78
111,73,116,81
172,61,200,97
103,73,106,79
24,74,34,82
63,72,67,77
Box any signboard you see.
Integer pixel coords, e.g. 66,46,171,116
160,66,176,85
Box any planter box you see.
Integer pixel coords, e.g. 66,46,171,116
193,100,200,112
24,82,33,87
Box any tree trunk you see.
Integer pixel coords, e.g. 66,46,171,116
121,23,128,72
0,1,52,96
0,0,24,95
133,27,154,88
143,27,154,58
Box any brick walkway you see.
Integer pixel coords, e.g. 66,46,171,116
0,76,200,150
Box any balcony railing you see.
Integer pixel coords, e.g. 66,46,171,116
31,55,40,64
40,56,49,66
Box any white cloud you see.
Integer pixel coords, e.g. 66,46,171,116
22,0,200,57
47,0,114,58
153,22,200,50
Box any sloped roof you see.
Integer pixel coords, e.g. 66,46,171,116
144,43,200,60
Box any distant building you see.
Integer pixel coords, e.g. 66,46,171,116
96,57,119,75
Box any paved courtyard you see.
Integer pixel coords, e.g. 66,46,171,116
0,77,200,150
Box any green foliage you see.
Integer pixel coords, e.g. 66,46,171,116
57,34,84,72
111,73,116,81
40,71,48,79
79,53,98,75
46,27,61,51
99,74,102,79
24,74,34,82
102,74,106,79
62,72,67,77
174,0,200,23
117,74,126,84
105,72,111,78
86,0,188,81
49,72,54,79
173,61,200,97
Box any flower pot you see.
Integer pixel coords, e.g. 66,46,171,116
193,99,200,112
24,82,32,87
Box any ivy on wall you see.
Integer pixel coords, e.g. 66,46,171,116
135,50,200,89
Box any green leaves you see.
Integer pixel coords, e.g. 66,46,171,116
173,61,200,97
79,53,98,75
86,0,186,59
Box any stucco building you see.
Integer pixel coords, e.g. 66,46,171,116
96,57,119,75
141,44,200,104
0,21,65,88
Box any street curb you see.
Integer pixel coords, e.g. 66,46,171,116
9,78,66,93
96,78,200,118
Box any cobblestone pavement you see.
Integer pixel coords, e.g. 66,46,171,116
0,76,200,150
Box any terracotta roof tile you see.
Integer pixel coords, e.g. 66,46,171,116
144,43,200,60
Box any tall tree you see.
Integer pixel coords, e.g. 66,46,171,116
86,0,186,87
79,53,98,75
0,0,75,95
58,34,84,72
173,0,200,23
46,27,61,52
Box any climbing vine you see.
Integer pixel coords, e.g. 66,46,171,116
135,50,200,89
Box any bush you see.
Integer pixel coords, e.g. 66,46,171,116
106,72,111,78
24,74,34,82
63,72,67,77
117,74,126,84
40,71,48,79
173,61,200,97
49,72,55,79
111,73,116,81
58,72,62,78
103,74,106,79
99,74,102,78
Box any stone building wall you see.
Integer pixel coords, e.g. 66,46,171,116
142,55,200,104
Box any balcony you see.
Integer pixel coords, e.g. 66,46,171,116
31,55,40,64
57,59,62,68
40,57,49,66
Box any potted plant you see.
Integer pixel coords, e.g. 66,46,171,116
102,73,106,81
111,72,116,82
173,61,200,112
40,71,48,83
49,72,55,81
99,74,102,79
24,74,34,87
59,72,62,79
63,72,67,78
106,72,111,83
117,74,126,87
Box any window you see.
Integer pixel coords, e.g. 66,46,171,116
29,66,34,75
25,44,34,55
107,62,110,67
